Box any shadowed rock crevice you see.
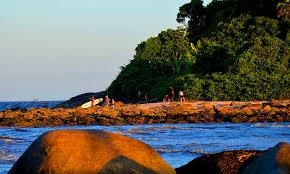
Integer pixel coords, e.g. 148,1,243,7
98,156,161,174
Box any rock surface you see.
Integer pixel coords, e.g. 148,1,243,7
8,129,175,174
0,101,289,127
176,142,290,174
175,150,263,174
241,142,290,174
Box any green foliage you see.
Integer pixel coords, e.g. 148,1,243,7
174,73,290,101
208,72,290,101
107,0,290,102
234,36,290,74
194,39,234,73
107,29,195,100
177,0,207,41
174,74,207,99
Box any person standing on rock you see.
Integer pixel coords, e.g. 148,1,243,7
111,99,115,109
91,96,95,107
170,87,175,101
163,94,171,102
179,90,185,102
104,95,110,106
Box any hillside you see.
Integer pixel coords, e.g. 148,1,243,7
107,0,290,101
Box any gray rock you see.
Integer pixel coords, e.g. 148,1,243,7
242,142,290,174
55,91,106,108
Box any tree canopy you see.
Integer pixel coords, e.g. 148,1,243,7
107,0,290,102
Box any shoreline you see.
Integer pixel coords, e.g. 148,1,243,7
0,100,289,128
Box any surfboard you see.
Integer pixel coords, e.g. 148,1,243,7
81,98,103,109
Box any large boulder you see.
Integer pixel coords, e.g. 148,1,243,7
175,150,263,174
8,130,175,174
241,142,290,174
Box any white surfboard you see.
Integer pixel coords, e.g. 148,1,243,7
81,98,103,109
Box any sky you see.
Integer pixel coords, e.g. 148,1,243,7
0,0,211,101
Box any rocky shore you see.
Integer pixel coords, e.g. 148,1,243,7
0,100,289,127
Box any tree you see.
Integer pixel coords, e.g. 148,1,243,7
107,29,195,100
177,0,207,41
108,0,290,101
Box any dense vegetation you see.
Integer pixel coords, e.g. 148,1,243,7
107,0,290,101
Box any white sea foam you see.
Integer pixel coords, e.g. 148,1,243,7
0,150,17,163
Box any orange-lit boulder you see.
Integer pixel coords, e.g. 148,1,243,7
8,130,175,174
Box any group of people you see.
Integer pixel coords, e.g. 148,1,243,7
91,95,115,109
163,87,186,102
89,87,185,109
103,95,115,108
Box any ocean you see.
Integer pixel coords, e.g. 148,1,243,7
0,101,290,173
0,101,63,112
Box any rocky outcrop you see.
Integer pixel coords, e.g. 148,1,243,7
0,101,289,127
176,142,290,174
175,150,263,174
55,91,106,108
8,130,175,174
241,142,290,174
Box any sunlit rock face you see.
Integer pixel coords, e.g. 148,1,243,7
8,129,176,174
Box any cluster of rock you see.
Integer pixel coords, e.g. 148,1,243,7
0,101,289,127
8,130,290,174
176,143,290,174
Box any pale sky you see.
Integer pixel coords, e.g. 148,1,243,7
0,0,211,101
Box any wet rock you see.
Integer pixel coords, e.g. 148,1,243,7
175,150,263,174
245,103,263,110
202,103,213,110
248,116,258,123
263,105,272,112
9,107,27,112
241,142,290,174
8,130,175,174
141,109,157,117
271,101,289,109
101,109,118,118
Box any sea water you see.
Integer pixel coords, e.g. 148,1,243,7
0,102,290,174
0,101,62,112
0,123,290,173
